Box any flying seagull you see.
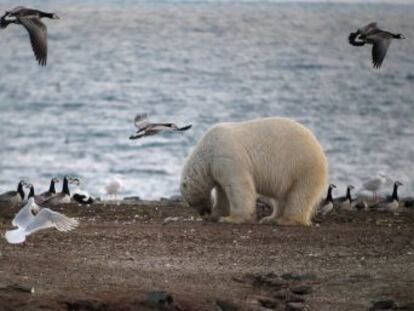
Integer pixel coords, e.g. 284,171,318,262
5,196,79,244
129,113,192,140
0,6,60,66
348,22,405,69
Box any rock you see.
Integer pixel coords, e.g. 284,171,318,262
397,303,414,310
369,300,397,310
146,291,174,306
257,297,279,309
286,302,305,311
216,299,240,311
281,273,317,281
291,286,313,295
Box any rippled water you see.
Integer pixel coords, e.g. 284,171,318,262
0,1,413,199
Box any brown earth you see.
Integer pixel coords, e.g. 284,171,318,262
0,199,413,311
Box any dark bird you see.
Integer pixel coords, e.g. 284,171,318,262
348,22,405,68
0,6,60,66
318,184,336,216
72,192,94,205
43,176,79,204
370,181,403,213
333,185,354,211
35,177,59,204
0,180,27,210
129,113,192,140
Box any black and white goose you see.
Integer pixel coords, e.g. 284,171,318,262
349,22,405,68
71,178,94,205
334,185,355,211
5,196,79,244
0,6,60,66
35,177,59,204
318,184,336,216
129,113,192,140
0,180,27,210
43,176,78,204
370,181,403,213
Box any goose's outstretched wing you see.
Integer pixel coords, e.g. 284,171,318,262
372,38,391,68
24,208,79,235
358,22,377,34
18,16,47,65
134,113,150,131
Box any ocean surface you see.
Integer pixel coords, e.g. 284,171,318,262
0,1,413,199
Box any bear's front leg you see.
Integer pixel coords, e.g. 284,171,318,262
218,173,256,224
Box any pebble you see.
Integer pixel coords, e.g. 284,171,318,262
369,300,396,310
281,273,317,281
291,286,313,295
146,291,174,306
286,302,305,311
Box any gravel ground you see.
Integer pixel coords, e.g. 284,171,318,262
0,200,413,311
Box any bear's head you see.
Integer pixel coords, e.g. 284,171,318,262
180,180,212,216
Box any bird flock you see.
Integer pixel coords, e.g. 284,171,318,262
0,6,410,245
317,174,407,216
0,7,406,68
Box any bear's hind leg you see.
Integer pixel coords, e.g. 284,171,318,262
219,174,256,224
276,184,318,226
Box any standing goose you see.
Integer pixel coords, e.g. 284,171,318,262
0,6,60,66
348,22,405,68
0,180,27,210
318,184,336,216
129,113,192,140
334,185,355,211
43,176,78,204
370,181,403,213
35,178,59,204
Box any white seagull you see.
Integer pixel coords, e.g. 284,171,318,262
5,197,79,244
129,113,192,140
104,176,123,200
360,172,388,200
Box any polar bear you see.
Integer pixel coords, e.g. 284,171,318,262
180,117,328,226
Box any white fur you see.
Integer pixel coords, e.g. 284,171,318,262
180,117,328,226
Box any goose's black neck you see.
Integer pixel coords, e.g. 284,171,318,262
17,182,25,200
28,185,35,198
392,183,400,201
49,179,57,194
326,186,334,203
346,187,353,201
62,177,70,195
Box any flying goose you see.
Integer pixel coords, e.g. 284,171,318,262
0,6,60,66
35,177,59,204
318,184,336,216
349,22,405,68
0,180,27,210
5,197,79,244
370,181,403,213
129,113,192,140
334,185,355,211
43,176,79,204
